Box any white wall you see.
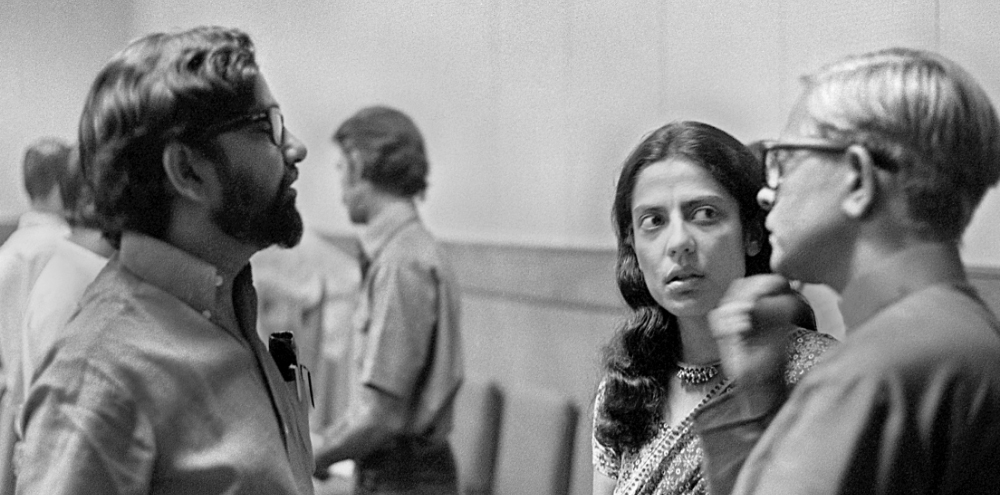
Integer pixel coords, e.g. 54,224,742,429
122,0,1000,264
1,0,131,217
5,0,1000,263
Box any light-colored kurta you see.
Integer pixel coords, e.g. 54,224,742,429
0,211,70,494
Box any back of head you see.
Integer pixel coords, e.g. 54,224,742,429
799,48,1000,241
333,106,429,198
79,26,261,248
22,137,73,204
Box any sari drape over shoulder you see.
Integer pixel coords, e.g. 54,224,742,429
593,328,835,495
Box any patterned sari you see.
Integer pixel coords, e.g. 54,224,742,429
592,328,836,495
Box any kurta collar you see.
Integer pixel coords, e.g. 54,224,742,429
839,242,968,332
118,232,239,320
358,201,420,262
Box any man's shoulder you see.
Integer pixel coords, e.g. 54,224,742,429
820,284,1000,390
388,220,437,246
41,261,200,387
34,277,143,392
64,261,167,342
381,222,447,267
868,283,1000,352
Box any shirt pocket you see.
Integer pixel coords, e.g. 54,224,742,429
281,371,314,456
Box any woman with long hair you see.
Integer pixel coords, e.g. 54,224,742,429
592,121,835,495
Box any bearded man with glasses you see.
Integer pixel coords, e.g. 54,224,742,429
16,26,315,494
695,48,1000,494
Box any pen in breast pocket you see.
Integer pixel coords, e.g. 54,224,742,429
293,364,302,401
300,365,314,408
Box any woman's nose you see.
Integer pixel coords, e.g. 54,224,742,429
666,224,696,257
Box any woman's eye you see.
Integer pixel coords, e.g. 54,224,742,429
691,206,719,223
637,214,664,231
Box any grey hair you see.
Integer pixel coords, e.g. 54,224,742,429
799,47,1000,240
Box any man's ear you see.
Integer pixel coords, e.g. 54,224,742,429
841,144,878,219
162,141,216,204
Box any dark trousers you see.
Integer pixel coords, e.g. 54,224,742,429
355,437,458,495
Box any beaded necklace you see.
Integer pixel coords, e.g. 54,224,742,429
676,361,721,386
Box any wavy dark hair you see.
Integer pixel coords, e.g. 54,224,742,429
78,26,260,248
333,105,429,198
22,137,73,203
595,121,770,453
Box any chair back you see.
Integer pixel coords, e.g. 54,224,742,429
451,377,504,495
493,383,578,495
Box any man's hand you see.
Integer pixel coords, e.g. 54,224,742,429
709,274,800,410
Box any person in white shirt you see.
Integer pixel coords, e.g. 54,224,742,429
0,137,74,493
20,145,115,390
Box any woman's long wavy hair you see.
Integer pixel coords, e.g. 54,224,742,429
595,121,770,453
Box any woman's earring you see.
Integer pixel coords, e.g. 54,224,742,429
746,240,760,256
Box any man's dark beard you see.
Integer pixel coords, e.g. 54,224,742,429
212,166,303,249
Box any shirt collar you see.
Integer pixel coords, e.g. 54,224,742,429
839,242,968,332
118,231,228,315
358,201,420,261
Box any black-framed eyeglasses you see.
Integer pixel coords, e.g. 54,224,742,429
199,106,284,146
750,139,852,190
751,139,900,191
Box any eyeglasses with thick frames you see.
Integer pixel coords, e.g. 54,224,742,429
751,140,852,190
751,139,899,191
199,106,284,146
